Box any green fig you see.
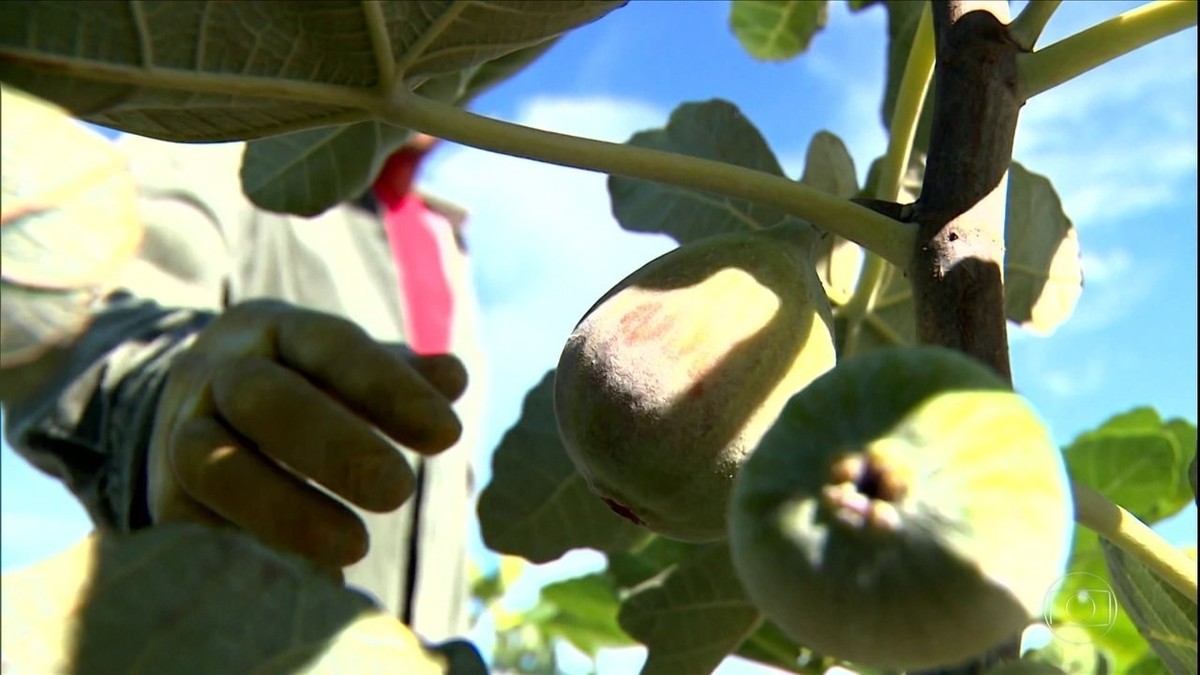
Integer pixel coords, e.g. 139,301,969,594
729,346,1074,671
554,225,837,542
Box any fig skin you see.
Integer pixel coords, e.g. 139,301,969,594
554,225,837,542
729,346,1074,671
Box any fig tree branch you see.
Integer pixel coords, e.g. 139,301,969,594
1072,481,1199,603
1018,0,1197,100
1008,0,1062,51
909,0,1017,384
385,89,917,269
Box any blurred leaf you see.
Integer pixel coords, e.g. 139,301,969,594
1101,540,1198,675
1065,408,1196,524
0,524,476,674
729,1,829,61
533,573,634,656
609,99,814,246
606,536,704,591
618,542,762,675
477,370,646,563
1005,163,1083,336
1190,451,1198,507
985,660,1068,674
240,121,411,217
1055,530,1153,669
0,1,624,215
736,619,827,674
1049,409,1198,670
1,85,141,367
801,131,863,306
1021,635,1113,675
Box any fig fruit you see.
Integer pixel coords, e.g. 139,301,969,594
554,225,836,542
728,346,1074,671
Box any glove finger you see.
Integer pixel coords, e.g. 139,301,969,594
210,356,416,512
388,345,469,402
171,415,371,569
272,311,462,454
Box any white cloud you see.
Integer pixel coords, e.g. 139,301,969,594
1079,248,1133,286
1012,3,1197,231
1039,359,1109,399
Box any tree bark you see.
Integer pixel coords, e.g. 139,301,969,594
908,1,1024,672
910,0,1021,386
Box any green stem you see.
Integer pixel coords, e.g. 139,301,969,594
1008,0,1062,51
1018,1,1197,99
876,1,934,203
1072,480,1199,603
841,2,933,355
386,89,916,268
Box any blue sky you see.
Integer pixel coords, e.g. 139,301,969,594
2,2,1196,672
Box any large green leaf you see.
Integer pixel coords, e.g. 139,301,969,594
1065,408,1196,525
608,99,813,246
476,370,646,563
618,542,763,675
729,1,829,61
0,84,141,367
0,1,625,215
1005,163,1083,336
1101,540,1198,675
0,524,482,674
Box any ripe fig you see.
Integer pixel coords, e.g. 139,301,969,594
554,224,836,542
729,346,1074,671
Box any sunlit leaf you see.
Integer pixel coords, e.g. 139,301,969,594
619,542,762,675
1,84,141,367
477,370,646,563
1005,163,1083,336
801,131,862,305
729,1,829,61
0,524,480,674
1065,408,1196,524
609,99,813,246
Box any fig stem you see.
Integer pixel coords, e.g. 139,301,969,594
1017,1,1197,100
1072,480,1199,603
841,2,933,356
1008,0,1062,51
384,88,917,268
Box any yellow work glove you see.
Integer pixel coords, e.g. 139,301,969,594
146,300,466,571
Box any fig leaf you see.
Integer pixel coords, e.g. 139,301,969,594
1065,408,1196,525
618,542,763,675
1101,540,1198,675
477,370,646,563
0,524,480,674
609,99,812,246
1005,163,1084,336
729,1,830,62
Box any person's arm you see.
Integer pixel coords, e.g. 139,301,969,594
2,296,216,531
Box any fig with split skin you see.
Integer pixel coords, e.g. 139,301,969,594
729,346,1075,671
554,224,837,542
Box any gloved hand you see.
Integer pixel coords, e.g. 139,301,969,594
146,299,467,570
